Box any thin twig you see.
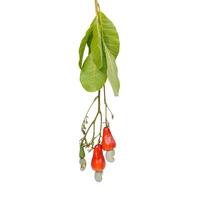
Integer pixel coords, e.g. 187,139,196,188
103,86,108,126
80,90,103,149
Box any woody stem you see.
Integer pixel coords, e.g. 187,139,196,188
103,86,108,127
95,0,100,15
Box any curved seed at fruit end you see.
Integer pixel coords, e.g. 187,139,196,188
105,150,115,162
94,171,103,182
79,158,86,171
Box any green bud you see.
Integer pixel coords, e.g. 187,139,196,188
79,145,85,159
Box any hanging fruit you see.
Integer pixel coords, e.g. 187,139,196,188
91,144,106,172
102,127,116,162
78,0,120,182
91,144,106,181
79,144,86,171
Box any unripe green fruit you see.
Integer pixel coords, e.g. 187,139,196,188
79,145,85,159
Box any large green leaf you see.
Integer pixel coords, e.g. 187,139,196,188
80,54,107,92
90,18,103,69
78,19,95,68
79,11,120,95
104,43,120,96
100,12,120,59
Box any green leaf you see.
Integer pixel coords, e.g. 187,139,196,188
78,11,120,95
90,18,103,69
78,19,95,68
104,43,120,96
100,12,120,59
87,32,93,53
80,54,107,92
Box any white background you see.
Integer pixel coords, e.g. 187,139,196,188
0,0,200,199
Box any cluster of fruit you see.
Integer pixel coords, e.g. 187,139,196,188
79,127,116,182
